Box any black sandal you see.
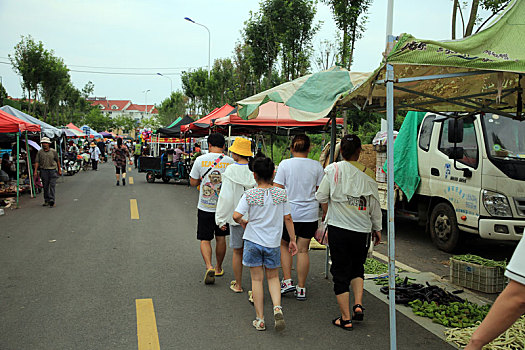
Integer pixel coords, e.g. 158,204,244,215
332,316,353,331
353,304,365,321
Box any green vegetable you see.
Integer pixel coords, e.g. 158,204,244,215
452,254,507,270
409,300,491,329
364,258,388,274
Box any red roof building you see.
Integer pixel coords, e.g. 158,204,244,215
89,98,157,120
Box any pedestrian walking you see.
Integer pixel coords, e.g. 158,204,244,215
215,137,256,293
465,237,525,349
112,137,130,186
89,142,101,171
189,133,234,285
97,140,106,162
134,142,141,168
233,156,298,332
315,134,382,331
34,137,62,208
274,134,324,301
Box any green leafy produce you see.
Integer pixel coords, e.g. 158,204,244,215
452,254,507,270
409,299,491,328
364,258,388,274
374,276,415,286
445,316,525,349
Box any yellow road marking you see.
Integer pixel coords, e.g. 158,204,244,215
129,167,132,171
129,177,134,185
130,199,139,220
136,299,160,350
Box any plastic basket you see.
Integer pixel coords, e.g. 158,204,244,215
450,258,506,294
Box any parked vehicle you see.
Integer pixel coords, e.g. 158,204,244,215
138,156,191,183
63,153,81,176
379,113,524,252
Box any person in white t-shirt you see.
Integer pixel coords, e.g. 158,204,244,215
274,134,324,301
190,133,234,285
233,157,298,332
465,238,525,350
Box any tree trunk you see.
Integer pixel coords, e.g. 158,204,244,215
452,0,458,39
348,24,357,70
465,0,480,37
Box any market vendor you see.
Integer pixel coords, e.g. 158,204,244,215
1,153,16,179
34,137,61,208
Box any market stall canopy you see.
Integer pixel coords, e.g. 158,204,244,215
341,0,525,118
181,104,235,135
236,66,371,121
64,128,86,137
99,131,113,139
79,125,103,139
0,105,63,138
156,115,194,137
0,109,41,133
214,101,343,134
66,123,83,132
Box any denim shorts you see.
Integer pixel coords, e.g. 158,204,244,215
242,240,281,269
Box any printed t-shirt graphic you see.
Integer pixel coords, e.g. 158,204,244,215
190,152,234,212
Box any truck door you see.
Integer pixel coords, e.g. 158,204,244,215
431,116,482,232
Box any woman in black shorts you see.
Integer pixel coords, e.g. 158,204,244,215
112,137,130,186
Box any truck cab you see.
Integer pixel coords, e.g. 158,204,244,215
399,113,524,251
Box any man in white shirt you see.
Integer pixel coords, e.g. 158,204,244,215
190,133,234,285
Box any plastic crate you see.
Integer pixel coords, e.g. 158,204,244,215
450,258,506,293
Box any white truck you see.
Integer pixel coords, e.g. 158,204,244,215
378,113,525,252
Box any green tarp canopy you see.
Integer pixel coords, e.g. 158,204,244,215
237,66,371,121
342,0,525,118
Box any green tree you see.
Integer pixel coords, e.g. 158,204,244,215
83,108,115,131
181,69,209,115
140,115,161,130
40,53,70,122
113,114,136,133
452,0,510,39
81,81,95,98
157,91,189,126
0,82,8,105
9,35,49,114
321,0,371,69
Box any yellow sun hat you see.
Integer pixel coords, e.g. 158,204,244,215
228,137,253,157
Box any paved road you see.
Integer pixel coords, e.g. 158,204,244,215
1,163,454,349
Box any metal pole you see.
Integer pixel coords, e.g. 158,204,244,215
228,125,232,157
25,132,35,198
325,112,337,278
16,132,20,208
386,1,397,349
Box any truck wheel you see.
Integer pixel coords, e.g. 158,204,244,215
162,176,170,183
430,202,461,252
146,172,155,183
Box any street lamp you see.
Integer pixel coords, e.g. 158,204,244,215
157,73,173,95
184,16,211,78
142,89,150,120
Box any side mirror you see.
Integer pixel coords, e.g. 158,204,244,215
448,118,464,144
448,146,464,160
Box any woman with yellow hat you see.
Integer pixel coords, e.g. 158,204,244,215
215,137,256,293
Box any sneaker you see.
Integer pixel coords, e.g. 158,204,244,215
48,201,54,208
116,181,120,186
273,306,285,331
295,287,307,301
123,178,126,186
42,202,49,207
281,279,295,294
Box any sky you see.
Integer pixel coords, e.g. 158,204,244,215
0,0,488,107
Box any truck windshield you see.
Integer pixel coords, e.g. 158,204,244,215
483,115,525,160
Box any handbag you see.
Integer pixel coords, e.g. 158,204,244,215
314,221,328,246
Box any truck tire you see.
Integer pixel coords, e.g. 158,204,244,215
430,202,461,252
146,171,155,183
162,176,170,183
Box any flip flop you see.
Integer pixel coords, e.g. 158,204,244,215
204,269,215,285
215,269,224,277
230,280,243,293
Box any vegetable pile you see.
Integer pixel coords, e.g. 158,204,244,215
364,258,388,275
445,316,525,349
380,279,464,305
409,299,491,328
452,254,507,270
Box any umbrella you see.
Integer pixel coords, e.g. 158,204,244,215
236,66,371,121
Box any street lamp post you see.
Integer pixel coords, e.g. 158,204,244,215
184,17,211,78
142,89,150,120
157,73,173,94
